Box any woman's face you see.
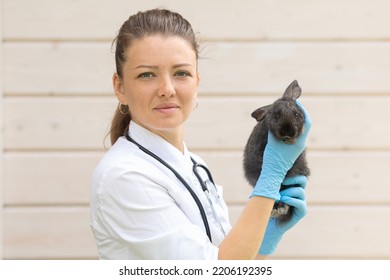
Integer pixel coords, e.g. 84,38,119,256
113,35,199,140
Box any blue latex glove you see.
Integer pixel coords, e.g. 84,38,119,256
251,100,311,201
258,175,308,255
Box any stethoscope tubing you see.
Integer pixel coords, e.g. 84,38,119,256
125,131,213,242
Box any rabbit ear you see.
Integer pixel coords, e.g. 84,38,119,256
283,80,302,100
251,105,271,122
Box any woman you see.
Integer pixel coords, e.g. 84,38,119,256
90,8,311,260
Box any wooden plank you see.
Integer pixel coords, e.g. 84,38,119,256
5,151,390,206
0,0,4,259
3,207,98,259
4,42,390,95
5,205,390,259
4,96,116,150
3,42,114,95
198,151,390,205
3,152,103,205
188,96,390,150
229,205,390,259
304,152,390,205
3,0,390,40
4,96,390,150
198,42,390,95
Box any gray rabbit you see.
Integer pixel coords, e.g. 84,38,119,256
243,80,310,223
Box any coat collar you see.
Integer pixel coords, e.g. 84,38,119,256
127,121,193,172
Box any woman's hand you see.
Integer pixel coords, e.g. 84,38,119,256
258,175,308,255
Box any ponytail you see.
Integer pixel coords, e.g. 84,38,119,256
110,105,131,145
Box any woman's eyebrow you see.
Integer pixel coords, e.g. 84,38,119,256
173,63,193,68
134,65,158,70
134,63,193,70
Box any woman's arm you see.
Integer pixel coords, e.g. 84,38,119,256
218,196,274,259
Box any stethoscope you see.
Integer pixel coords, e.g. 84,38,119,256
125,130,225,243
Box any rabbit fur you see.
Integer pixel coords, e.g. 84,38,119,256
243,80,310,223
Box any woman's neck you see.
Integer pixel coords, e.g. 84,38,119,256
155,130,184,154
133,121,185,153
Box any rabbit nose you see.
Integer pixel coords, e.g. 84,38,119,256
281,136,296,144
280,124,295,136
278,124,297,143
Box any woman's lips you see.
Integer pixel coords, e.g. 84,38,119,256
154,103,179,114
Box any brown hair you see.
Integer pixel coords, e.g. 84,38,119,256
109,8,200,145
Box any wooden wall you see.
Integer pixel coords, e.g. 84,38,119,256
2,0,390,259
0,0,4,259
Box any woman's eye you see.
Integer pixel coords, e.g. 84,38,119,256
138,72,154,79
175,71,191,77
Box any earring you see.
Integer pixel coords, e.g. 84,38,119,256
118,102,129,115
193,99,199,110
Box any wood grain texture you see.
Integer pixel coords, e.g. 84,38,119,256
3,97,115,150
4,151,389,206
198,151,390,205
4,96,390,150
4,42,390,95
4,152,101,205
229,205,390,259
0,0,4,259
3,207,97,259
3,0,390,40
4,205,390,259
187,96,390,150
3,42,114,95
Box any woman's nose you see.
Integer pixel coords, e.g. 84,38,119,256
158,76,176,97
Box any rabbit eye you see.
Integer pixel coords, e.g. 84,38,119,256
294,112,299,119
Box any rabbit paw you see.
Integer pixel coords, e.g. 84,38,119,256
271,201,290,218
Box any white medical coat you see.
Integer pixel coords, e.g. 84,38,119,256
90,122,232,259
